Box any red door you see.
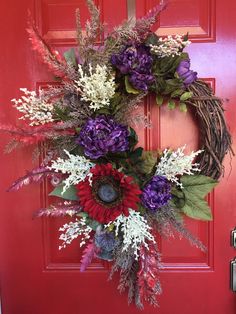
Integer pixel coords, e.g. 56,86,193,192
0,1,235,313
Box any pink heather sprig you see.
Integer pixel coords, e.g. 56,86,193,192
137,243,162,308
0,123,75,145
26,16,68,79
35,203,81,218
7,167,58,192
80,240,100,272
0,123,47,144
134,1,168,39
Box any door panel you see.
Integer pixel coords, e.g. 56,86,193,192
0,1,235,313
137,0,236,313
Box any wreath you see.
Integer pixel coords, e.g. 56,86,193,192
2,0,233,309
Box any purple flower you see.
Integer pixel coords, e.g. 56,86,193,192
76,115,129,159
141,176,172,211
95,231,119,261
111,46,138,74
95,231,118,252
111,44,155,91
129,72,155,92
177,59,197,87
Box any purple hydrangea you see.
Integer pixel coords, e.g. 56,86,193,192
177,59,197,87
141,176,172,211
76,115,129,159
111,44,155,91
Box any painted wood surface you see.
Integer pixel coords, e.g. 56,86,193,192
0,1,235,313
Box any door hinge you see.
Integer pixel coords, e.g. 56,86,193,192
231,228,236,248
230,257,236,292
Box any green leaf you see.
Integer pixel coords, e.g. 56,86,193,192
160,57,179,74
171,187,186,209
155,77,166,92
128,127,138,148
181,196,213,220
54,105,70,121
96,108,110,115
181,175,218,198
180,52,189,60
49,184,78,201
77,214,101,230
183,33,189,42
156,94,164,106
155,54,188,78
167,100,176,110
130,147,143,162
87,219,100,231
171,187,185,199
138,205,147,215
64,48,77,67
180,91,193,101
141,151,157,174
125,76,140,94
145,33,160,46
162,79,183,95
77,212,88,218
110,92,122,111
179,103,188,112
173,210,184,223
180,175,218,220
171,89,183,98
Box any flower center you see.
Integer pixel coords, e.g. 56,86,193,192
96,130,107,140
92,176,123,207
97,184,118,203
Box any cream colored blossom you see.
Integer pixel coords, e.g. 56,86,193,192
150,35,191,58
11,88,54,126
48,150,94,193
106,209,155,260
75,64,116,111
59,218,92,249
155,145,203,188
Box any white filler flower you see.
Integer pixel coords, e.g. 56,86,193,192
11,88,54,126
155,145,203,188
48,150,94,193
150,35,191,58
59,218,92,249
75,64,116,111
107,209,155,260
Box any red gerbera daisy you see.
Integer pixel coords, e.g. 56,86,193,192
77,163,141,224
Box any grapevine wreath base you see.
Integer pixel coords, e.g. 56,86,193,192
1,0,233,309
